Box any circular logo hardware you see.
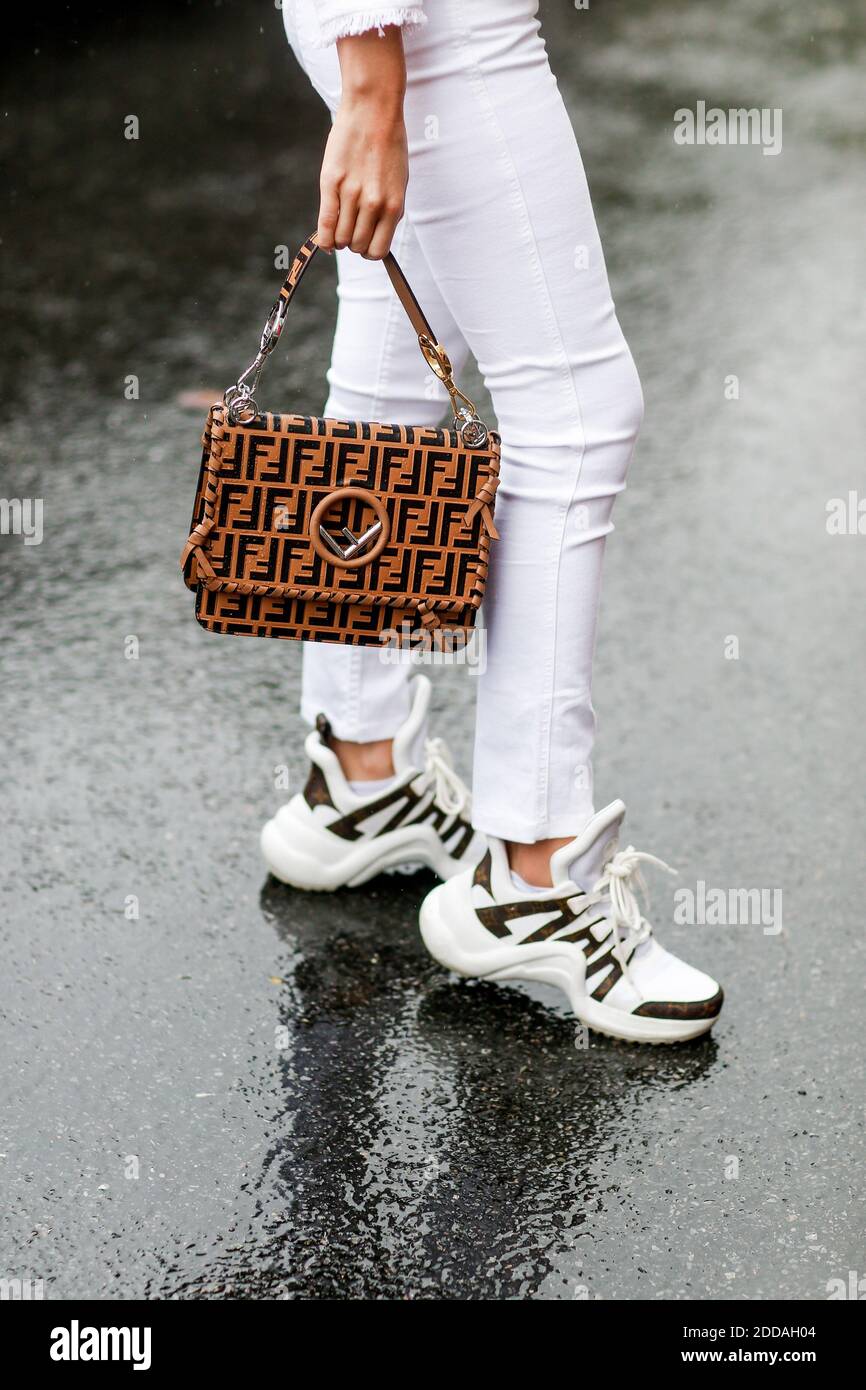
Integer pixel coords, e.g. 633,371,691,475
460,419,489,449
309,486,391,569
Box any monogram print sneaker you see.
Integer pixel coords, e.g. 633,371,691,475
261,676,484,890
419,800,724,1043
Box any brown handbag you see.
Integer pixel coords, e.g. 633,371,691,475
181,232,501,648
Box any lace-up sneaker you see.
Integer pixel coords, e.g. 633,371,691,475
419,800,724,1043
261,675,484,890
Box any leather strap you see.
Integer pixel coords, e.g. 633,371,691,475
275,231,437,344
225,231,486,436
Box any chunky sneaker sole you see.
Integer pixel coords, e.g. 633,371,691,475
261,675,484,891
419,802,724,1045
420,883,720,1043
262,798,473,891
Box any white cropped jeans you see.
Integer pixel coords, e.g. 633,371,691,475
282,0,643,843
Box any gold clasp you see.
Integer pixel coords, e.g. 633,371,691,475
418,335,490,448
419,335,453,382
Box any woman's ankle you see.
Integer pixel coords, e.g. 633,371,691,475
506,837,572,889
331,737,395,783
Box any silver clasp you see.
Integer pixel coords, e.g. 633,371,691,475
455,407,489,449
224,300,289,424
259,299,288,356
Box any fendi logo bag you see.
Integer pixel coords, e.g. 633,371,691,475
181,233,501,647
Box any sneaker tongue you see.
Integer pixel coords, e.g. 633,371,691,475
391,675,432,774
549,800,626,892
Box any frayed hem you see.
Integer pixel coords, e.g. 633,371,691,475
312,8,427,49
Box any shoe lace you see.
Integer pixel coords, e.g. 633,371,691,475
423,737,471,817
590,845,677,986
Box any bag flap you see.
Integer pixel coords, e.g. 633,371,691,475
183,408,501,615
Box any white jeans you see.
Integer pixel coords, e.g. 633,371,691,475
283,0,643,843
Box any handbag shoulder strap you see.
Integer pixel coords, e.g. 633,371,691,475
224,231,488,446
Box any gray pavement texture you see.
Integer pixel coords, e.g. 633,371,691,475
1,0,865,1300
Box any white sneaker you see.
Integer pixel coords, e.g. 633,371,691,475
419,800,724,1043
261,675,484,891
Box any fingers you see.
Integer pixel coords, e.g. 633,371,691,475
347,197,379,255
365,203,403,260
332,182,360,252
320,178,404,259
317,180,340,252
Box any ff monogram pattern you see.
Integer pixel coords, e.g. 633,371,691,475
182,405,501,644
181,234,502,646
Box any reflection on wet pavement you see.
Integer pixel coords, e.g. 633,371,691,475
241,876,719,1300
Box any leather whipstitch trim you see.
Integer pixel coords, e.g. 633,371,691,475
180,405,501,623
179,405,226,582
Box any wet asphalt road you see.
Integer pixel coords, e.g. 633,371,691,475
1,0,865,1299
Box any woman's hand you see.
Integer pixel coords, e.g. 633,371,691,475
317,28,409,261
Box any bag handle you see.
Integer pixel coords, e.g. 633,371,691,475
223,232,489,446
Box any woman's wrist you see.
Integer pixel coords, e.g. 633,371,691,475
338,85,405,126
318,26,409,258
